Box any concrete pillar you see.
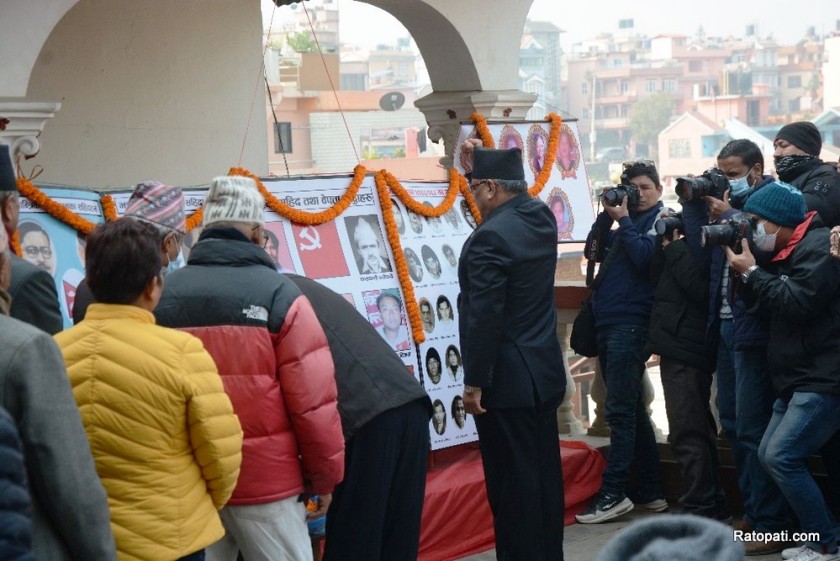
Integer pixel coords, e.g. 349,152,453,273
0,102,62,161
556,312,586,436
361,0,538,166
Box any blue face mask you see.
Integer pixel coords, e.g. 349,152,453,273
164,249,184,276
728,175,751,198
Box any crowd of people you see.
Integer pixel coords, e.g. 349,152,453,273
577,121,840,561
0,145,432,561
1,117,839,561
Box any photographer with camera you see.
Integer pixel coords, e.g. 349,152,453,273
725,181,840,561
646,199,730,524
700,139,792,554
575,161,666,525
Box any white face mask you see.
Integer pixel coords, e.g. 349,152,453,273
753,221,777,252
728,174,751,198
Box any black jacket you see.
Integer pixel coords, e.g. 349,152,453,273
647,239,713,371
783,160,840,228
9,255,62,334
286,274,432,440
740,213,840,398
71,279,93,324
592,203,663,328
0,407,36,561
457,194,565,409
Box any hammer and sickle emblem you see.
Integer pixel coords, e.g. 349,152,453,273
298,227,321,251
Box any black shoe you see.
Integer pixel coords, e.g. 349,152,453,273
575,491,634,524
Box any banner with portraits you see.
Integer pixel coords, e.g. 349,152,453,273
455,118,595,243
19,121,587,449
20,177,478,450
16,188,105,327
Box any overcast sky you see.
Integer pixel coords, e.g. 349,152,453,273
263,0,839,50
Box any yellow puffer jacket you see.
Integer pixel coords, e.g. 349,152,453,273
54,304,243,561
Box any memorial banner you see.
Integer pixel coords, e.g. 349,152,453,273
455,118,595,243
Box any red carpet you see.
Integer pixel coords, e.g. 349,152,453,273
418,440,605,561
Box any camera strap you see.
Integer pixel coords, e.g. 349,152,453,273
588,236,623,289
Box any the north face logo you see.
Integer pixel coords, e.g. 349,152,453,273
242,305,269,322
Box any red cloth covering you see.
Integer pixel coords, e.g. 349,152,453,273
418,440,605,561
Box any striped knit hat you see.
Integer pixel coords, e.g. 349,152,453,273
124,181,186,233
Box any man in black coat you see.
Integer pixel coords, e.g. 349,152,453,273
284,274,432,561
459,142,566,560
0,145,61,334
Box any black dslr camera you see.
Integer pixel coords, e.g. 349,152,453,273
675,168,729,202
654,212,684,238
700,212,755,254
602,183,640,208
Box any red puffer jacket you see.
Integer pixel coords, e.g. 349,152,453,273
156,229,344,504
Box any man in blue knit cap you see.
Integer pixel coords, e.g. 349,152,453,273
726,181,840,561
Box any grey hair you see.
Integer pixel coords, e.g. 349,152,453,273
495,179,528,194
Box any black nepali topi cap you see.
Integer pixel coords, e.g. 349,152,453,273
471,147,525,181
0,144,16,192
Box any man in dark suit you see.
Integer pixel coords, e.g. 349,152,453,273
0,145,62,334
459,141,566,561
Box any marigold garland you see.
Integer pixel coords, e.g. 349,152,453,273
16,177,97,235
229,165,367,225
10,230,21,257
383,170,459,218
470,112,495,148
374,171,425,345
529,113,563,197
185,207,203,232
100,194,118,222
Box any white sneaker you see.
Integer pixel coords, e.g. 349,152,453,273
635,498,669,512
786,546,840,561
784,546,811,560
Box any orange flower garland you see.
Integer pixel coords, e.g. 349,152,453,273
185,207,203,232
383,170,459,218
10,230,21,257
16,178,97,235
529,113,563,197
100,194,118,222
229,165,367,225
374,171,425,344
470,112,495,148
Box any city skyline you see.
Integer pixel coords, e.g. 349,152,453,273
263,0,839,52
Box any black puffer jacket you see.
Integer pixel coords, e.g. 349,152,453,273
781,159,840,227
647,239,713,372
741,213,840,398
0,407,36,561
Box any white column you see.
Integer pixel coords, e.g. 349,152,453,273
556,311,586,436
0,101,62,160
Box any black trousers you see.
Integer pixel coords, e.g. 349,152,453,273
660,356,728,516
474,403,565,561
323,398,430,561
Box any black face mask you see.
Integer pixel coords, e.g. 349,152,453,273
774,154,816,180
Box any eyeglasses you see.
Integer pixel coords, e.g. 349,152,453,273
622,160,656,172
251,224,270,249
24,246,52,259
